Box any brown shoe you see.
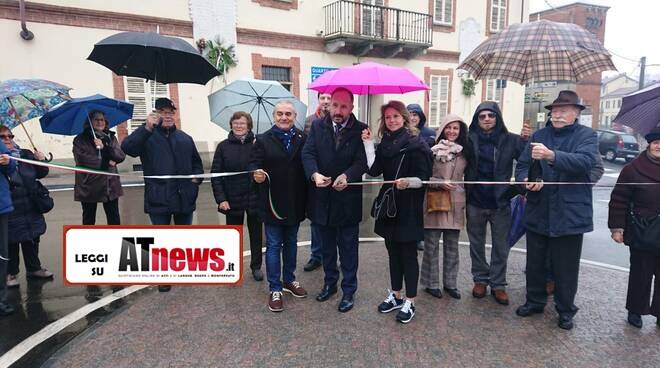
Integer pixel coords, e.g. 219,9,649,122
268,291,284,312
546,281,555,296
283,281,308,298
472,283,487,298
491,289,510,305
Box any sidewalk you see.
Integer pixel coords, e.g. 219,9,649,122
42,242,658,368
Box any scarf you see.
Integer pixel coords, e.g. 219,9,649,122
431,139,463,162
271,125,297,154
647,149,660,165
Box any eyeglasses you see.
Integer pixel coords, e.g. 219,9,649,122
0,134,14,139
478,112,495,120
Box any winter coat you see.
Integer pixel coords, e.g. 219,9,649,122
407,103,436,147
0,140,16,215
7,149,48,243
304,107,328,135
301,113,368,227
424,115,469,230
608,151,660,246
211,131,259,216
249,127,307,226
121,124,204,215
515,121,598,237
368,128,432,242
465,101,527,209
73,128,125,203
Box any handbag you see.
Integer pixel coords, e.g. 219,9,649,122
626,204,660,254
371,153,405,220
426,189,451,212
30,180,54,214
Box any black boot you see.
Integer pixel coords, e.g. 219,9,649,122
627,312,642,328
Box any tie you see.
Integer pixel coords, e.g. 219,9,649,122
334,124,342,137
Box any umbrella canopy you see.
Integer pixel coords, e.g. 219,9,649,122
458,20,616,84
88,32,220,85
0,79,71,129
208,79,307,134
308,62,429,95
39,94,134,136
612,83,660,135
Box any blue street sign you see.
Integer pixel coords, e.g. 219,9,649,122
311,66,337,81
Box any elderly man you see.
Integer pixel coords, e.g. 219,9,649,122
121,97,203,292
514,90,598,330
251,101,308,313
302,87,368,313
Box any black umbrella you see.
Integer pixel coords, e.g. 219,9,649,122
87,32,220,85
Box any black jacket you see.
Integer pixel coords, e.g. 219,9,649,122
249,127,307,225
301,114,368,226
464,101,526,208
8,149,48,243
368,129,432,242
121,124,204,215
211,132,259,216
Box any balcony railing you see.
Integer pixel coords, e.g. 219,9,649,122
323,0,433,46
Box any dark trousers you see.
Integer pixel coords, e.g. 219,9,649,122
318,224,359,297
0,214,8,303
149,213,193,225
627,249,660,317
525,231,583,318
8,238,42,275
81,199,120,225
226,211,263,271
385,240,419,298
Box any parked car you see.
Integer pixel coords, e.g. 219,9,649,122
596,129,640,162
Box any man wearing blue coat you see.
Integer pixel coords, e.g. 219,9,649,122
514,90,598,330
121,97,203,292
0,141,17,315
302,87,368,313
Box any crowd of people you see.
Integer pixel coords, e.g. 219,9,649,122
0,90,658,330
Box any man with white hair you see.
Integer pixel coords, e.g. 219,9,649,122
514,90,598,330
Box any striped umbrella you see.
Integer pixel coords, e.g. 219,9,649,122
458,20,616,84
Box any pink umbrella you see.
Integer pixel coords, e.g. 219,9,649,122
308,62,428,95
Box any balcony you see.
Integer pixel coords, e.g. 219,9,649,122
323,0,433,58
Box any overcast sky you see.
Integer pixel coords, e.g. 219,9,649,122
530,0,660,79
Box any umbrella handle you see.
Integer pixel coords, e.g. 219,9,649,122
44,152,53,162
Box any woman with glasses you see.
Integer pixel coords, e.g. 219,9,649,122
0,125,53,289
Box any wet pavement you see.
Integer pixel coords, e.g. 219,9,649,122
0,159,642,367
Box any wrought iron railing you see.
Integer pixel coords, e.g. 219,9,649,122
323,0,433,45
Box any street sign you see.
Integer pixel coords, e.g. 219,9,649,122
311,66,337,82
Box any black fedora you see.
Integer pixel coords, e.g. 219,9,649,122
544,90,586,111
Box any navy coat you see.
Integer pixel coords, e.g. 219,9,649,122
301,114,368,227
7,149,48,243
121,124,204,215
515,121,598,237
0,141,16,215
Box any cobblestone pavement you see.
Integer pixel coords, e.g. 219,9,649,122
42,242,658,368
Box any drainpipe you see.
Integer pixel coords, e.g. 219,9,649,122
19,0,34,40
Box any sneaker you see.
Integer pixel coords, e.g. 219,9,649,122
377,291,403,313
27,269,54,279
283,281,307,298
6,275,19,288
268,291,284,312
396,299,416,324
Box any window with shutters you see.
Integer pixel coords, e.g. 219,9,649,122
433,0,452,25
361,0,384,38
428,75,449,128
261,66,292,91
490,0,507,33
485,79,504,105
124,77,169,133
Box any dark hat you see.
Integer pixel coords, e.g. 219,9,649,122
645,126,660,144
544,90,586,111
155,97,177,110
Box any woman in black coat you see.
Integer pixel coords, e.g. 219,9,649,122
211,112,263,281
365,101,432,324
0,125,52,288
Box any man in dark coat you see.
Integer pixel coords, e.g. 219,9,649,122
302,88,368,313
302,92,331,272
121,97,203,292
465,101,530,305
250,101,308,313
515,90,598,330
0,140,16,316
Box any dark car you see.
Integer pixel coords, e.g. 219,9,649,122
596,130,640,162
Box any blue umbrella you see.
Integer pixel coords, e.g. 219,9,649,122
508,194,527,248
39,94,133,136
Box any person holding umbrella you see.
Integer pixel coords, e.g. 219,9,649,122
608,126,660,329
121,97,203,293
0,138,16,316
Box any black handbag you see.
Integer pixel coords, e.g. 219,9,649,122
626,204,660,254
30,180,54,214
370,153,405,220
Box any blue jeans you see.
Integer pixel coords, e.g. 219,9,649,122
265,223,300,292
149,213,194,225
310,223,323,263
